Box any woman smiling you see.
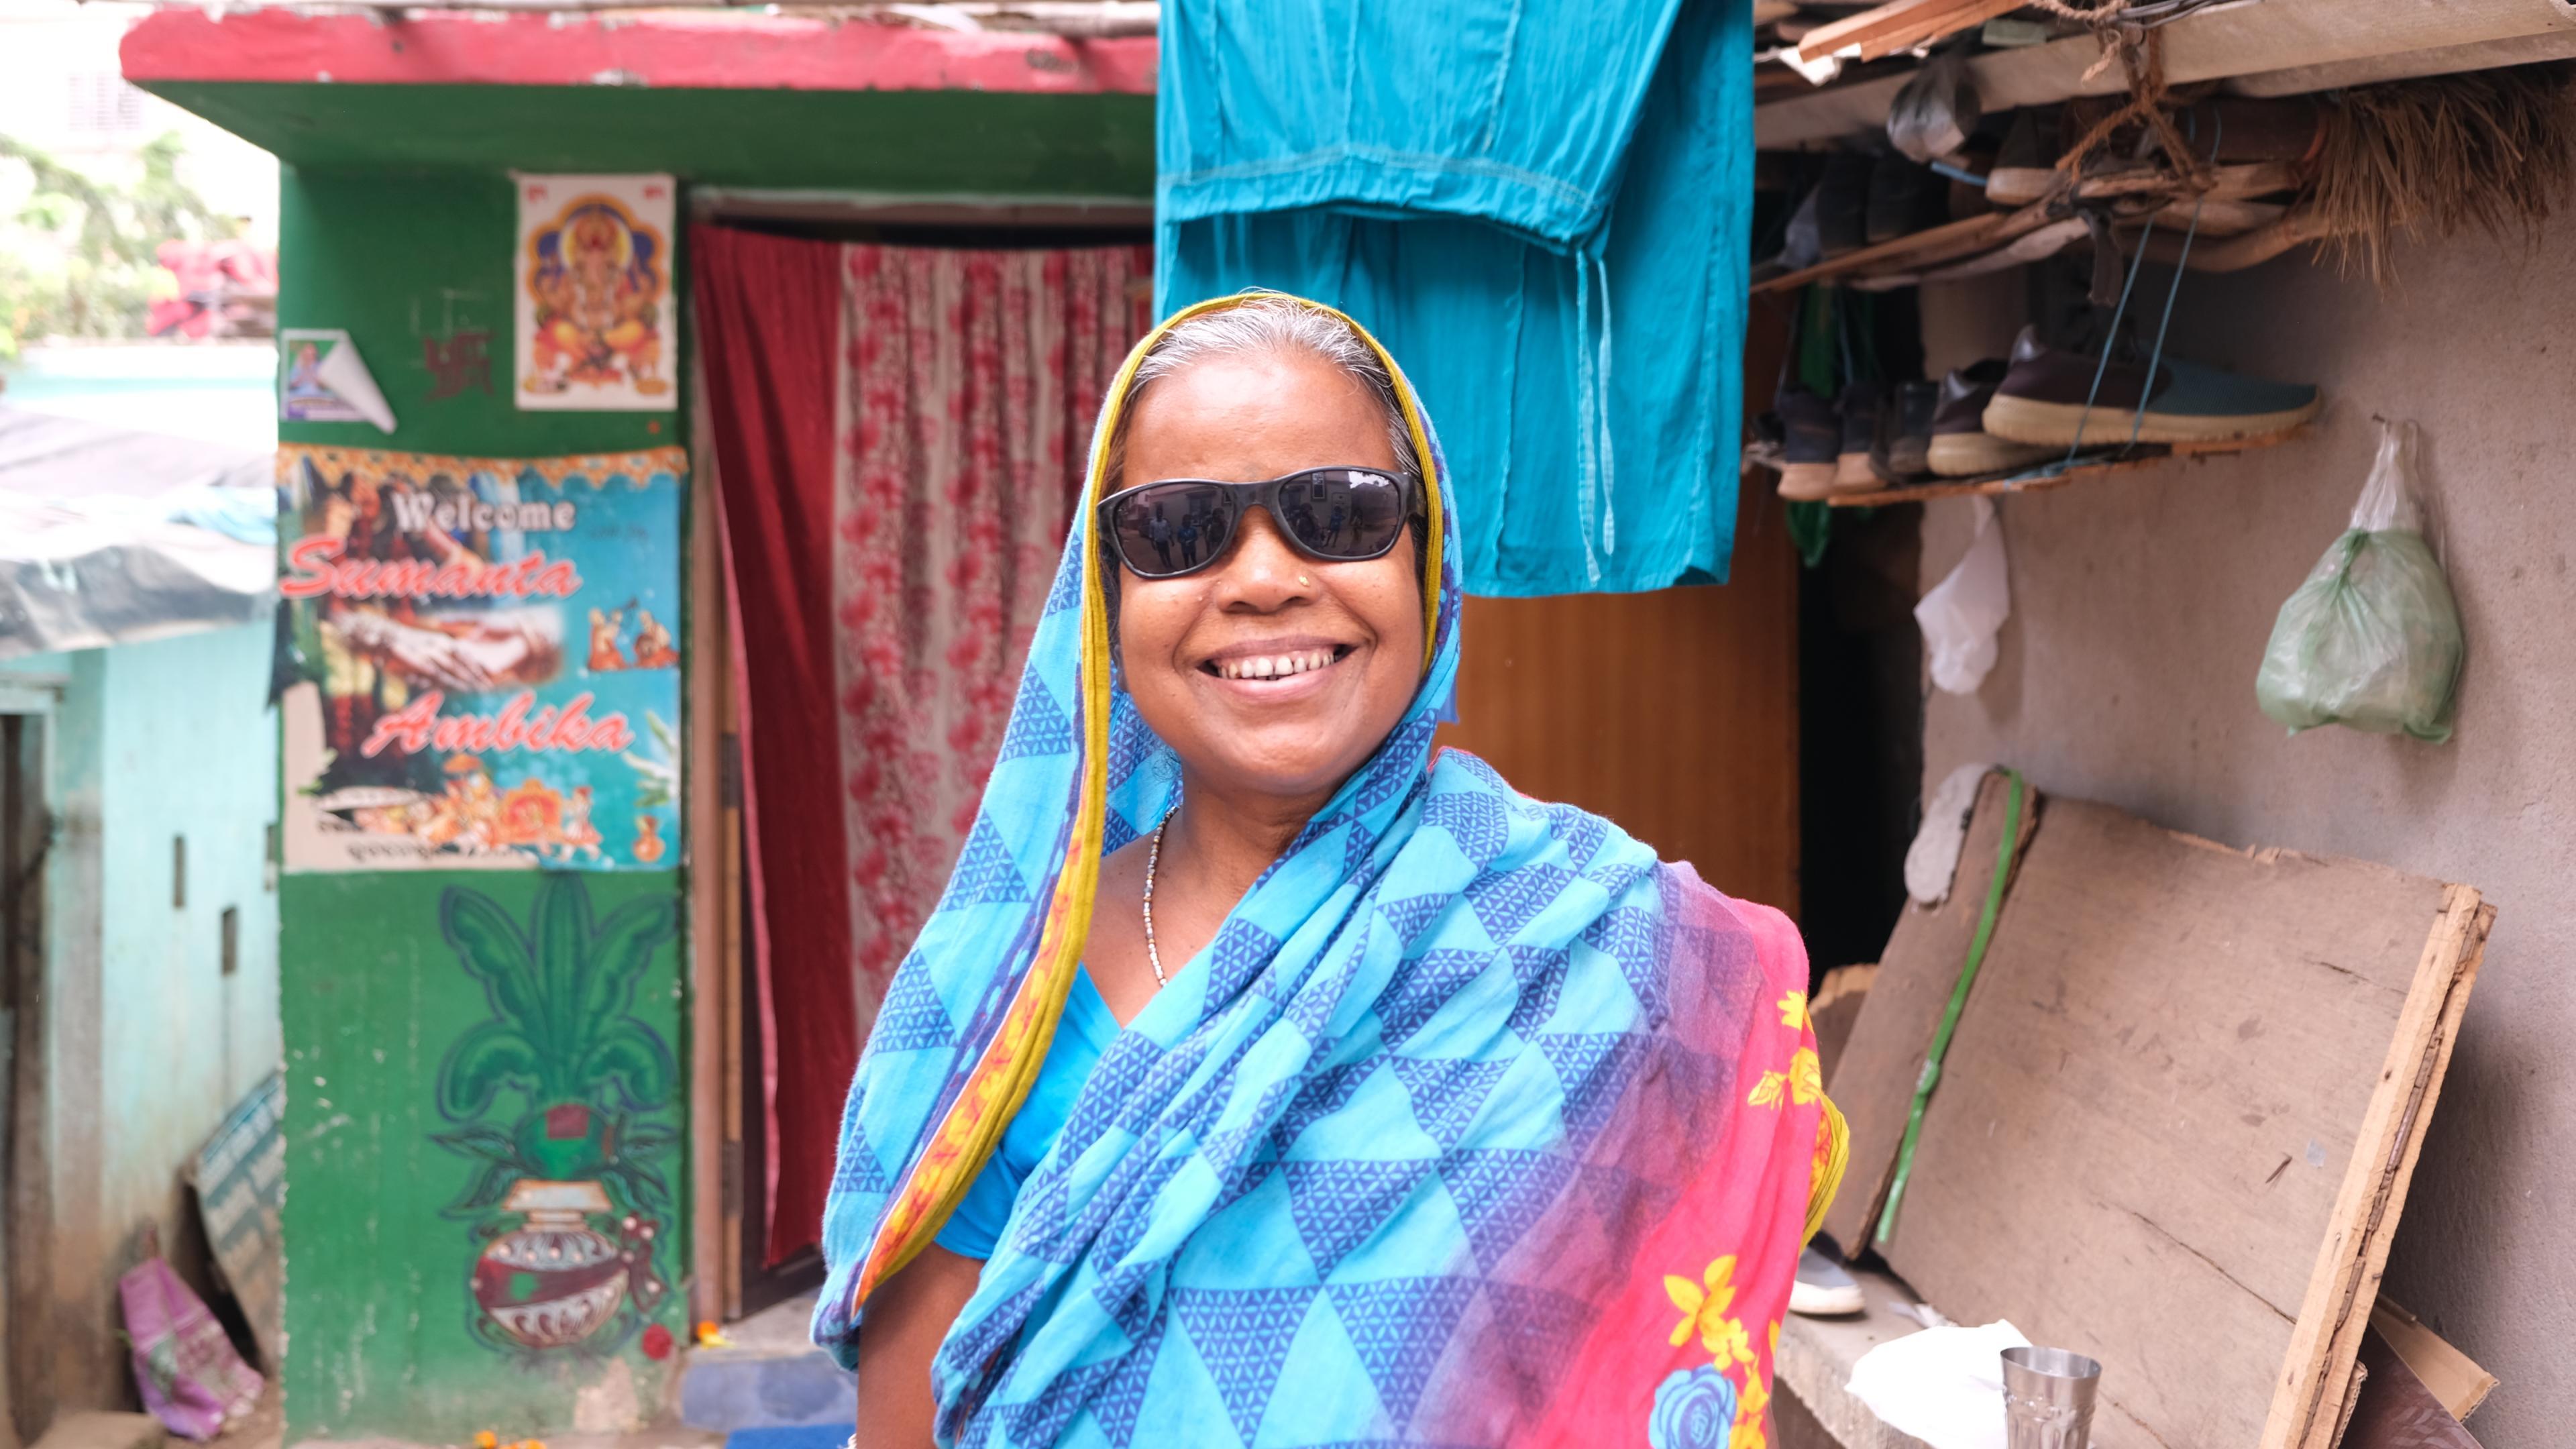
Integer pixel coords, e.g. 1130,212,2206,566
816,293,1843,1449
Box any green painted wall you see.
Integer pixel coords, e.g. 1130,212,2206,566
276,169,693,1441
280,870,690,1439
262,79,1153,1437
154,83,1153,196
278,168,679,458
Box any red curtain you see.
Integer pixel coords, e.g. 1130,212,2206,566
693,226,1151,1264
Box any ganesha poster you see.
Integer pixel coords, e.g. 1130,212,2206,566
513,174,676,411
276,443,686,872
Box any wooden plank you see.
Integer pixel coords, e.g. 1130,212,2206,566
2149,196,2289,235
1755,213,2010,295
1819,769,2038,1252
2142,207,2341,272
1820,425,2310,508
1986,161,2304,208
1437,569,1801,914
2368,1300,2498,1422
2348,1323,2484,1449
1754,202,2058,294
2270,892,2492,1449
1849,215,2088,290
1757,0,2576,147
1792,0,1956,64
2230,27,2576,97
686,410,732,1325
1859,794,2487,1449
1857,0,2028,61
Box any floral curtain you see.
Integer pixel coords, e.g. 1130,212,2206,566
837,246,1152,1003
696,227,1150,1264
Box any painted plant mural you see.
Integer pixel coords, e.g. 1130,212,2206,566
433,874,680,1359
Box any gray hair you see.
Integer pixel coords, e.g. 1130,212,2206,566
1104,293,1424,488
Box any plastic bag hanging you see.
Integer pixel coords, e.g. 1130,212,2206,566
1917,497,2011,695
2255,419,2464,741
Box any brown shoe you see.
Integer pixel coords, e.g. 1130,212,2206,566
1773,385,1841,502
1831,380,1887,494
1927,360,2058,477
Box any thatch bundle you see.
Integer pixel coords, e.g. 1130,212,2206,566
2312,64,2576,286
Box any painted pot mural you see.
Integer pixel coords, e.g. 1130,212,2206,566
471,1179,660,1351
433,874,678,1358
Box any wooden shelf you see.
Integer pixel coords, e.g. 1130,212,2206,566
1754,0,2570,148
1821,424,2310,507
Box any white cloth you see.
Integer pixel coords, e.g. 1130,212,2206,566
1846,1318,2032,1449
1917,496,2010,695
1904,762,1995,906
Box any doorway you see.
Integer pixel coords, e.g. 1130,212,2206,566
684,193,1155,1324
1,695,54,1447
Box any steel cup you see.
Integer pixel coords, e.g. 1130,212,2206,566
2000,1346,2102,1449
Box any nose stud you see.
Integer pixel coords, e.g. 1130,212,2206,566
1297,574,1312,588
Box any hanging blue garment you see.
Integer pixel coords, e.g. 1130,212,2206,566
1156,0,1752,596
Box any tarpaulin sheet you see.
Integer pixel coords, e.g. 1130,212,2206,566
0,405,274,659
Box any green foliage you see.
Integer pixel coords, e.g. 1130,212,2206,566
431,876,684,1220
0,130,240,359
435,875,678,1114
430,1124,527,1216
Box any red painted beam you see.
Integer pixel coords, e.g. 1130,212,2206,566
121,8,1155,95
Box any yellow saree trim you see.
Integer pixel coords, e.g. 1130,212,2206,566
849,293,1443,1307
1805,1093,1849,1246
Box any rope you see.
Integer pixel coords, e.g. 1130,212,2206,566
2028,1,2214,195
2125,111,2219,449
2063,209,2155,465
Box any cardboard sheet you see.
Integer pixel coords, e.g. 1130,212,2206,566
1825,779,2489,1449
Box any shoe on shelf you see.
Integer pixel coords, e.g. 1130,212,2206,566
1866,154,1949,247
1753,185,1825,284
1986,108,2055,209
1981,325,2323,448
1815,150,1877,258
1774,386,1842,502
1877,378,1941,481
1832,380,1888,494
1928,359,2061,477
1790,1246,1865,1317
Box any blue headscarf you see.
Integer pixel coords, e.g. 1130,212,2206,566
816,294,1839,1449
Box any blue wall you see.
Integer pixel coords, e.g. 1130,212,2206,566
0,616,279,1398
94,617,282,1238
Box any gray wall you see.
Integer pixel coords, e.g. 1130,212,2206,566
1914,229,2573,1444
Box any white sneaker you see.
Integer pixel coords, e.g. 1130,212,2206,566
1790,1246,1864,1316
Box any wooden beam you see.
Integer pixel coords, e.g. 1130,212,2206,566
2139,207,2341,272
1755,203,2059,293
1986,161,2304,208
2229,25,2576,96
1857,0,2029,61
2267,891,2493,1449
1851,215,2088,290
1758,0,2576,147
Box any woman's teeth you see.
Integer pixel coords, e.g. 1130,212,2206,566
1214,648,1339,682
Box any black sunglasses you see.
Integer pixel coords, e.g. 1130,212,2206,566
1096,466,1417,581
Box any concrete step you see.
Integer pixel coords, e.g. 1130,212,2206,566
30,1414,166,1449
677,1294,854,1432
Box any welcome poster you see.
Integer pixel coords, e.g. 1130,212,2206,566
276,443,684,872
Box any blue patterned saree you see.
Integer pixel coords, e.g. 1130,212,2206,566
816,294,1843,1449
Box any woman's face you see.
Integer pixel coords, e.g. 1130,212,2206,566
1115,349,1425,808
